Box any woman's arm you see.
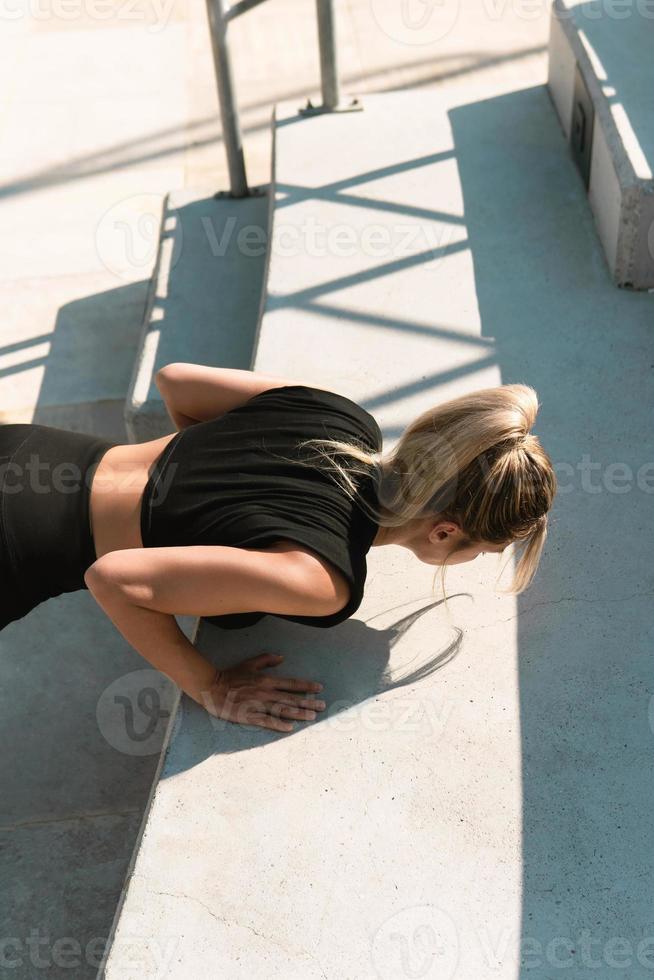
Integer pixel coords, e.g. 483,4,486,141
155,363,303,428
84,544,345,731
84,580,323,732
84,582,220,708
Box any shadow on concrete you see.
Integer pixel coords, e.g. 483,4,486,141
0,43,544,204
450,84,654,975
126,192,269,437
104,80,653,973
7,60,650,980
0,200,267,976
162,597,465,775
0,281,147,424
0,281,170,978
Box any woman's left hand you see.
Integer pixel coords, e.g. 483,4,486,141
202,652,326,732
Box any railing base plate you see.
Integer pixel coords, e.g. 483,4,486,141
298,96,363,116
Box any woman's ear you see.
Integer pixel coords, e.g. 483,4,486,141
428,519,460,543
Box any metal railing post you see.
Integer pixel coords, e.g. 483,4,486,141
205,0,249,197
316,0,340,110
205,0,360,192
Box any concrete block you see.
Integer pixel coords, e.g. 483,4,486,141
547,0,654,288
124,189,269,442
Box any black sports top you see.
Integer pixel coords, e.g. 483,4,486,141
140,385,383,629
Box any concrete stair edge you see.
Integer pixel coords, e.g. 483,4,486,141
124,192,171,444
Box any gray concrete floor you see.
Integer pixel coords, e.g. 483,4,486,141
104,80,654,977
0,1,588,977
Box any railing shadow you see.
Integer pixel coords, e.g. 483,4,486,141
162,598,465,773
0,202,266,977
6,51,651,980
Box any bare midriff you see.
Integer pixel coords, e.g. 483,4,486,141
87,430,301,565
88,431,179,561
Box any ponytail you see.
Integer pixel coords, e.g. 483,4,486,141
294,384,557,595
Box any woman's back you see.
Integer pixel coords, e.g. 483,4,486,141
91,384,382,552
2,385,382,631
138,384,383,628
89,384,383,630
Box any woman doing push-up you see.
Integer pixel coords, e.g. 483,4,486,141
0,364,556,732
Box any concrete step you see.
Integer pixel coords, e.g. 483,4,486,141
102,84,653,979
547,0,654,289
124,189,269,442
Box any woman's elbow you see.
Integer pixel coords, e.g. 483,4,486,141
84,554,154,607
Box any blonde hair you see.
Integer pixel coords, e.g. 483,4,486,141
291,384,557,596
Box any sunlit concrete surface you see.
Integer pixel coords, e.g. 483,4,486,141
102,80,653,977
0,0,551,423
6,1,648,979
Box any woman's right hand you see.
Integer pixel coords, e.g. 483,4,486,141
202,652,327,732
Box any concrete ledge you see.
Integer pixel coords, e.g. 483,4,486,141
101,84,654,977
547,0,654,289
102,88,521,979
124,188,270,442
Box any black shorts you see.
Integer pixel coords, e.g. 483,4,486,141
0,423,118,630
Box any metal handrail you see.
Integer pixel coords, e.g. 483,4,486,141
205,0,359,198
